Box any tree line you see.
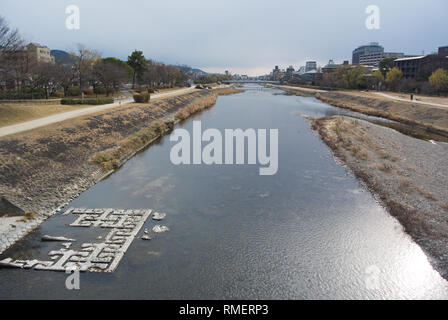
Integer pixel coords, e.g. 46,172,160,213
0,16,190,100
287,57,448,95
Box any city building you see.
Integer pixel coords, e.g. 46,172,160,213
394,56,425,79
271,66,285,80
26,43,55,64
359,52,405,68
305,61,317,72
352,42,384,64
297,66,306,74
299,69,322,84
322,60,349,74
286,65,295,78
439,46,448,56
394,46,448,79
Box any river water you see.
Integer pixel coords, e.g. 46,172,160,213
1,84,447,299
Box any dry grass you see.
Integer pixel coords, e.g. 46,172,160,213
0,90,213,214
17,211,36,222
0,103,92,127
213,87,245,96
416,187,438,201
90,120,169,171
90,89,238,171
376,162,394,173
398,177,412,191
315,92,448,137
174,93,218,121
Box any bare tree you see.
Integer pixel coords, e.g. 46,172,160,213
0,16,24,91
0,16,23,53
70,44,101,89
53,62,77,96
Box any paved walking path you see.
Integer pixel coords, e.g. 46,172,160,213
0,86,196,138
372,92,448,109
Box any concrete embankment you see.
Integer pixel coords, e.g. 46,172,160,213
0,87,243,254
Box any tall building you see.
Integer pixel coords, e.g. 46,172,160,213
26,43,55,64
352,42,384,64
439,46,448,56
394,46,448,79
322,60,340,73
359,52,405,68
305,61,317,72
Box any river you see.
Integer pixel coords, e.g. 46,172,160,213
1,84,447,299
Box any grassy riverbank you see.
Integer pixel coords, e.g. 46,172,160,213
272,85,448,137
314,92,448,137
311,116,448,279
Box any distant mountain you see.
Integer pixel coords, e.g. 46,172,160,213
51,50,74,64
178,66,208,75
191,68,208,74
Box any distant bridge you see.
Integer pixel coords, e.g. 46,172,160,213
223,80,280,84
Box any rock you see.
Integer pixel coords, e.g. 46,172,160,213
41,235,76,242
152,212,166,221
152,225,169,233
61,242,72,249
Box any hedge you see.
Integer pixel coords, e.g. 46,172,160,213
61,98,114,105
0,88,46,100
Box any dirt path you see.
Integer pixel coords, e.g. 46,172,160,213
0,87,196,138
372,92,448,109
273,84,448,109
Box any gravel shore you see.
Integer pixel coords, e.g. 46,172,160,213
311,116,448,279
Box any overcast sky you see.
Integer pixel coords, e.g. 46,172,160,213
1,0,446,76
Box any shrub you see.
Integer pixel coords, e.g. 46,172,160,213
51,91,64,98
29,88,46,99
0,88,46,99
67,86,81,96
61,98,113,105
133,93,150,103
82,89,94,95
94,85,106,94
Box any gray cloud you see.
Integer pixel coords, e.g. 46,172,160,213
1,0,446,75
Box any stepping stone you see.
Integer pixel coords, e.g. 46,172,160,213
152,225,169,233
152,212,166,221
41,235,76,242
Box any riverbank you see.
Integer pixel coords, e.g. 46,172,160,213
315,92,448,137
311,116,448,279
0,87,243,254
271,85,448,137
